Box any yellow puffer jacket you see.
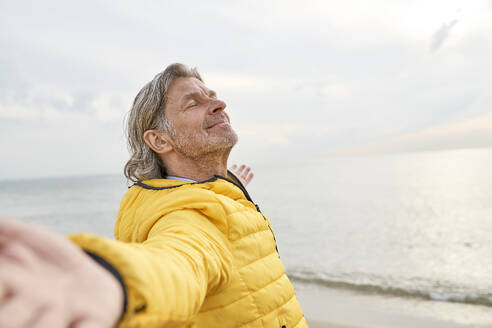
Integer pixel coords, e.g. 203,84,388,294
70,174,307,328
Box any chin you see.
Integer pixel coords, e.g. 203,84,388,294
174,132,238,159
210,135,238,151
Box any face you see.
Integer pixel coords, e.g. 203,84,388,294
164,77,238,160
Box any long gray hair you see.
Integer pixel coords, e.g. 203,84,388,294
124,63,203,182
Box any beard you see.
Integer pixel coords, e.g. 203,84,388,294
171,118,238,161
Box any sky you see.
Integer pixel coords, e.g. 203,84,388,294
1,0,492,179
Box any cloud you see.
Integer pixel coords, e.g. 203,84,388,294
0,90,129,123
430,19,458,52
1,1,491,178
89,94,130,122
236,123,300,147
330,113,492,156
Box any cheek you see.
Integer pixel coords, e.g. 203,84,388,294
175,112,206,134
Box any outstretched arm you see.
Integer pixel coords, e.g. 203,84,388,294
0,207,232,328
70,209,233,326
0,217,123,328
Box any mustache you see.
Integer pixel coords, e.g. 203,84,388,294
204,113,230,128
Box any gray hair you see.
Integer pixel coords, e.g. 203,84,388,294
124,63,203,182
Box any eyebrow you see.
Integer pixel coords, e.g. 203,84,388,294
181,89,217,105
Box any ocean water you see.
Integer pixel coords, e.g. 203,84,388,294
1,148,492,325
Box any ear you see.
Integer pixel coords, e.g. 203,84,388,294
143,130,173,155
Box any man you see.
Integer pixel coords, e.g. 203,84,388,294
0,63,307,327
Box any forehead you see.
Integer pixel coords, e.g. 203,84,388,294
167,77,208,99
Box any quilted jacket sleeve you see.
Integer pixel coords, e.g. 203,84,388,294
69,209,233,328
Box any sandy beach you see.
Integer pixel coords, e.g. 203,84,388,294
307,321,362,328
307,321,359,328
294,283,492,328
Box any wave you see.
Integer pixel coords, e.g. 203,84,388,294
287,270,492,307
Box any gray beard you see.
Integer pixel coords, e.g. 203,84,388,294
172,129,238,161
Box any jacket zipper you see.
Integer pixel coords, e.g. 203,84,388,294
218,173,280,257
255,203,280,256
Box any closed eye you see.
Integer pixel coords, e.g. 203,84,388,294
186,101,198,109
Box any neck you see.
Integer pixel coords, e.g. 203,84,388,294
163,149,230,182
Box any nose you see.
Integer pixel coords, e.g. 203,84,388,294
209,98,226,114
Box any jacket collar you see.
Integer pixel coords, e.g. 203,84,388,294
135,170,243,191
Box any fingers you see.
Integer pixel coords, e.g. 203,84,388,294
229,164,245,175
0,258,35,310
0,239,39,267
229,164,255,186
0,217,31,239
0,257,69,328
0,298,67,328
236,164,245,175
0,282,12,310
242,166,250,177
0,218,82,265
237,166,252,182
0,218,52,252
72,320,103,328
245,172,254,185
31,311,66,328
0,283,8,300
0,234,8,248
0,296,41,328
229,164,248,176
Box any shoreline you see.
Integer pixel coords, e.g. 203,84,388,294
306,320,365,328
294,283,492,328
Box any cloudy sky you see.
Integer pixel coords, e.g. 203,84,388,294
1,0,491,179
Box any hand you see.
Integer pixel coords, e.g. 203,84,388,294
0,217,123,328
229,164,254,187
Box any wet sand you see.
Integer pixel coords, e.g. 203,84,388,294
295,284,490,328
307,321,363,328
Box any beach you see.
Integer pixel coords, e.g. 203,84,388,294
295,283,492,328
307,321,358,328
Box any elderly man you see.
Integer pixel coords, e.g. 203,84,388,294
0,63,307,328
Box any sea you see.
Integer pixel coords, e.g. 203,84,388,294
1,147,492,327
